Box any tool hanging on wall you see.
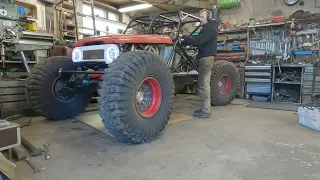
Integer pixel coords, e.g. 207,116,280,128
283,42,291,61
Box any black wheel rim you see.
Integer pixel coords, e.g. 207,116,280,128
52,76,78,103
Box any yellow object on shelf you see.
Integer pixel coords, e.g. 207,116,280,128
26,23,38,31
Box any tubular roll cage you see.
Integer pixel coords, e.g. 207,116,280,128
124,10,202,74
60,10,202,77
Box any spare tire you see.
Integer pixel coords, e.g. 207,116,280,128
98,51,174,144
210,60,240,106
26,56,92,120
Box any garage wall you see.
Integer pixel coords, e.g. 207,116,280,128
77,1,130,37
17,0,47,30
219,0,320,23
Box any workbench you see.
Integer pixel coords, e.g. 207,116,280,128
2,31,55,73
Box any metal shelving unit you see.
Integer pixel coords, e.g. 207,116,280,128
218,29,247,34
301,64,320,104
216,27,248,64
271,64,305,103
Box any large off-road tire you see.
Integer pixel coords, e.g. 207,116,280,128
210,60,240,106
98,51,174,144
26,56,91,120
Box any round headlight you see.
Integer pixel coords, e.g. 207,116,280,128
105,45,119,64
72,49,82,62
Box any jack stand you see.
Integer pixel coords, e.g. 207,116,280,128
43,143,51,160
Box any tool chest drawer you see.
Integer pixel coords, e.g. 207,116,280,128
245,65,272,101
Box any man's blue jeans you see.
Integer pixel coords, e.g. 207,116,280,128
0,171,10,180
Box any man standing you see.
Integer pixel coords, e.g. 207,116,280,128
181,9,218,118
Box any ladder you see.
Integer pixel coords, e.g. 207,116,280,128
55,0,97,42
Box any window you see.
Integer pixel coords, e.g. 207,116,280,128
82,4,106,18
81,4,125,36
82,17,94,35
106,26,109,33
108,11,119,22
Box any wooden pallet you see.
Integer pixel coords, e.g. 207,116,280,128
0,78,32,119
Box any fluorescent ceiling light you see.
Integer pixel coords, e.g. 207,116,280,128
119,4,153,13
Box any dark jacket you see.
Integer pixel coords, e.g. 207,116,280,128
181,20,218,59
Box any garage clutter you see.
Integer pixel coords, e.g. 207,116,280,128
217,10,320,105
217,10,320,131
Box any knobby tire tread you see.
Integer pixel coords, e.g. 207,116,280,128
26,56,91,120
210,60,240,106
98,51,175,144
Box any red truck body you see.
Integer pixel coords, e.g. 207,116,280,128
73,34,174,47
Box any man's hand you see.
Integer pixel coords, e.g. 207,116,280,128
170,33,187,44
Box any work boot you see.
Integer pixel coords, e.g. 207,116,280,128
193,111,211,118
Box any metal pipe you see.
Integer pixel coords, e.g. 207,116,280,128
20,51,30,73
90,0,97,36
181,11,200,20
60,70,105,74
1,44,5,69
72,0,79,41
211,5,217,20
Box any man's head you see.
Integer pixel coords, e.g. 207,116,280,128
200,9,212,26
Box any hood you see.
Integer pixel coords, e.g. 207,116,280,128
73,34,173,47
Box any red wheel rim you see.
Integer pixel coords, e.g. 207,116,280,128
135,77,162,118
218,75,232,95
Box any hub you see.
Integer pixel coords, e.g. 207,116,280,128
52,76,78,103
135,77,162,118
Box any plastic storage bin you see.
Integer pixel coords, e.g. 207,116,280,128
298,106,320,132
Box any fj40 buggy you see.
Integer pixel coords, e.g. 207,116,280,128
26,11,240,143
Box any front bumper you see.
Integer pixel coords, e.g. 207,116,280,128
72,44,120,64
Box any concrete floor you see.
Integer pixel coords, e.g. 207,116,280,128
11,95,320,180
